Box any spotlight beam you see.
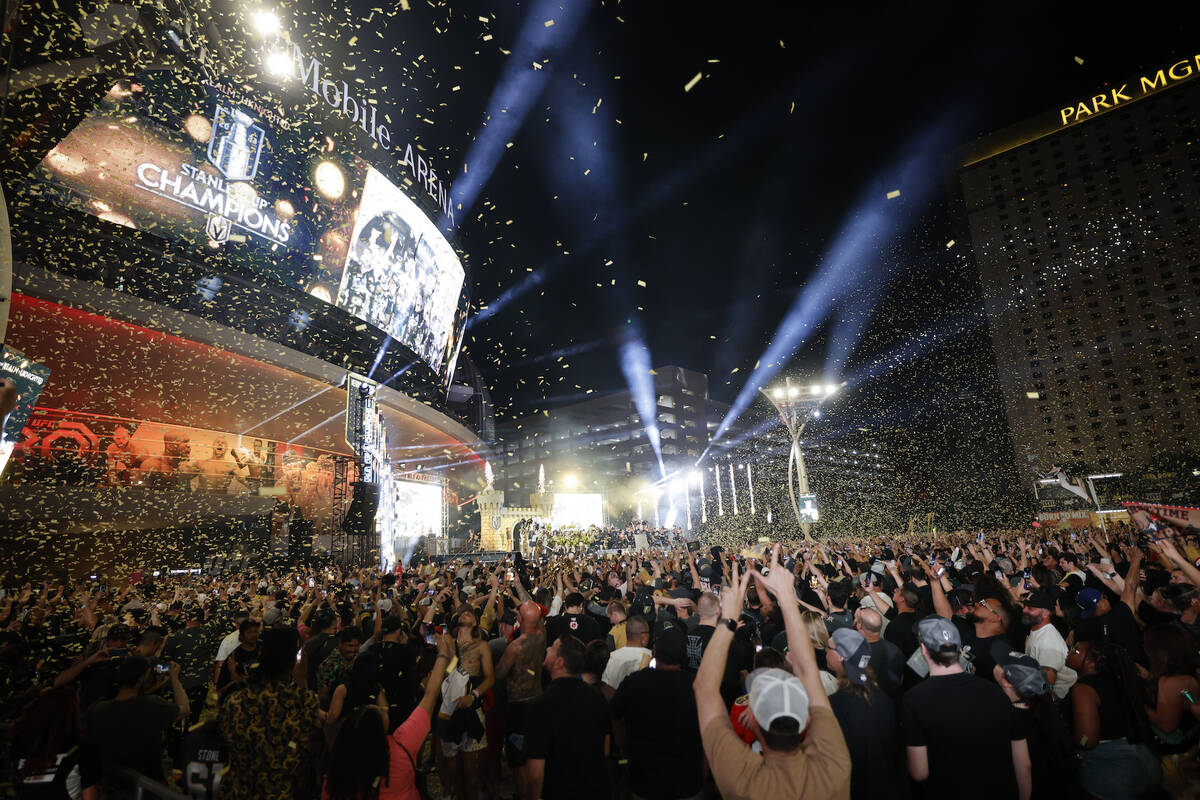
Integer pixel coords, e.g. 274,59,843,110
448,0,594,227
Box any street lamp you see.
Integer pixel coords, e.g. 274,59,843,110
758,377,842,541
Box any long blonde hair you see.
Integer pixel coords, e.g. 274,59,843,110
800,610,829,650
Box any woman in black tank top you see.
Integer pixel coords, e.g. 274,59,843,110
1065,640,1161,799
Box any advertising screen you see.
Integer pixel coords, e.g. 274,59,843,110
32,70,466,384
381,478,443,568
553,492,604,529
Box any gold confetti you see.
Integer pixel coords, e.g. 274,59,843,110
886,189,901,199
684,72,703,92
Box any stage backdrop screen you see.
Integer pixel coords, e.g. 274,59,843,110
552,492,603,529
381,478,443,567
31,70,466,385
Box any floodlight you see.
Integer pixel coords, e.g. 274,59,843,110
264,50,291,76
253,10,281,36
314,161,345,199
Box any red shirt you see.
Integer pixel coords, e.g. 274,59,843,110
321,707,430,800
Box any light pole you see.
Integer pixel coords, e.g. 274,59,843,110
759,378,841,541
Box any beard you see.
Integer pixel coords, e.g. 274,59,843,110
1021,611,1040,627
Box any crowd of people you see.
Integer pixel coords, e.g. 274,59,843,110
2,520,1199,799
515,524,687,555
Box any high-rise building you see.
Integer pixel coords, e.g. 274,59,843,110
955,55,1200,488
495,366,709,510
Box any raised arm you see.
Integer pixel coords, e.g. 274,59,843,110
1120,547,1143,613
694,562,750,732
754,545,831,712
920,558,954,620
417,635,454,719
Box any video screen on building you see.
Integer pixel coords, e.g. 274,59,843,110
552,492,604,529
380,478,443,568
797,493,820,523
338,168,464,371
31,70,466,385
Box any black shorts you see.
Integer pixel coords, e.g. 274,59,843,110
504,699,533,767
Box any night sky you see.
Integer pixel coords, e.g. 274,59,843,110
138,0,1189,510
317,3,1187,417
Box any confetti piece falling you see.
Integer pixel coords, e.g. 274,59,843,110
886,189,901,199
684,72,703,93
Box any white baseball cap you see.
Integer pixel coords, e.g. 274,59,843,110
746,667,810,732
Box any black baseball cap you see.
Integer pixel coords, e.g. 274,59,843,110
1024,590,1057,611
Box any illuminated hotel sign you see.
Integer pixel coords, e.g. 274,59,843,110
1060,54,1200,126
960,51,1200,167
290,44,456,226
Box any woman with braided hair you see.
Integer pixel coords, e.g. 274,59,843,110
1065,639,1160,799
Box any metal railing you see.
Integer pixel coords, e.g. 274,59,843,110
110,767,190,800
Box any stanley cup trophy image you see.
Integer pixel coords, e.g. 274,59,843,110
207,105,264,182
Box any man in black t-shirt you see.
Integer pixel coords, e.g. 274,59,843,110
546,593,605,646
525,635,610,800
611,628,704,800
901,617,1029,800
85,656,190,783
685,593,719,671
52,624,134,711
823,580,855,635
853,608,904,699
961,596,1012,683
882,584,920,658
163,607,216,722
215,620,260,691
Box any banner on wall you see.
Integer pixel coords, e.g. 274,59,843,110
1124,502,1200,535
8,407,343,519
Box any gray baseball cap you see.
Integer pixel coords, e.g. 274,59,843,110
917,615,961,652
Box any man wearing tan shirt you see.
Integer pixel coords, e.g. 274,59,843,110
694,546,851,799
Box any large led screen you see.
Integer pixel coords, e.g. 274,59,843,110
552,492,604,529
31,70,467,385
338,168,464,372
380,478,443,568
797,493,820,523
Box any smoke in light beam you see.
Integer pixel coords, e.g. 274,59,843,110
618,324,665,478
708,120,960,451
447,0,594,227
